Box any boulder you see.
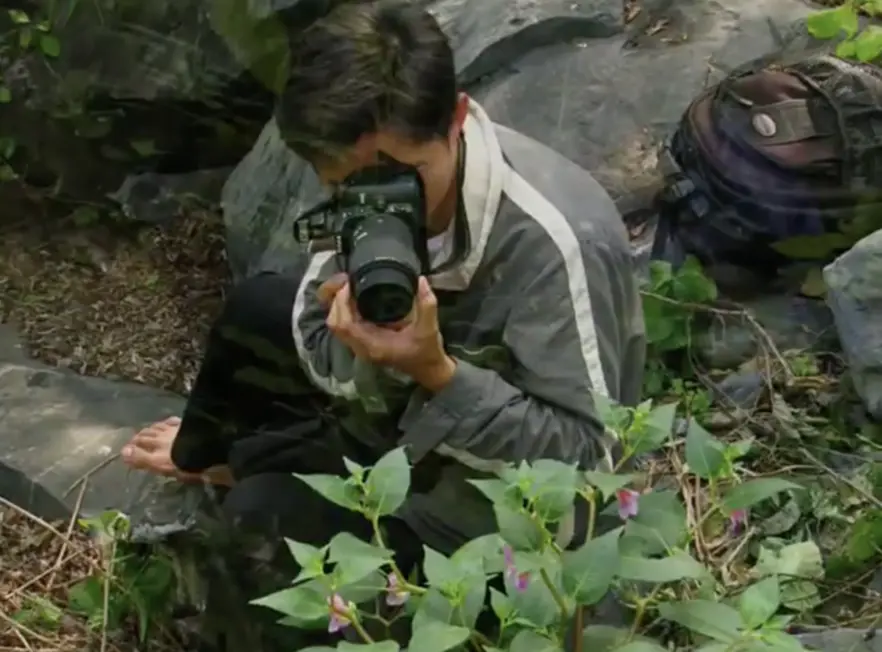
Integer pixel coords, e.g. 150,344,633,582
0,324,183,522
825,229,882,420
0,0,294,223
221,0,817,279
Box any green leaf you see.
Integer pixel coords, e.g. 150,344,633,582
617,551,708,583
364,446,410,516
251,580,329,626
8,9,29,24
328,532,391,584
807,4,859,39
760,631,805,652
508,554,564,627
336,643,400,652
0,86,10,103
38,34,60,57
855,25,882,61
643,295,677,345
407,618,470,652
739,576,781,629
630,401,677,455
837,38,858,58
561,527,622,605
580,626,644,652
527,459,581,522
18,27,32,49
489,587,513,620
754,542,824,611
294,473,361,511
657,600,744,643
721,478,801,513
584,471,641,501
685,421,727,479
672,256,718,303
613,642,670,652
510,630,564,652
494,503,545,551
129,139,158,157
422,546,458,588
468,478,512,504
770,233,853,260
620,490,688,556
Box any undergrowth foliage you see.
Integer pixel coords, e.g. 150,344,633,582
253,395,807,652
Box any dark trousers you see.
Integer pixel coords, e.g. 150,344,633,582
172,264,424,649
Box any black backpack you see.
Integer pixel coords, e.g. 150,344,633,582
653,53,882,272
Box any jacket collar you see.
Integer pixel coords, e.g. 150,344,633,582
430,99,507,291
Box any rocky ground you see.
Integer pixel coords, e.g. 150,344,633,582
0,212,229,651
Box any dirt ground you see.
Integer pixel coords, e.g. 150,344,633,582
0,211,230,650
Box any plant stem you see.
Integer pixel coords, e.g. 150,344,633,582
350,613,375,643
572,603,584,652
370,516,426,595
539,568,570,619
586,492,597,541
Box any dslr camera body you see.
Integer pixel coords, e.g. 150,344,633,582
293,157,430,325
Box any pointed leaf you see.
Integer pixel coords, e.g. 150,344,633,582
657,600,743,643
584,471,641,501
294,473,362,511
561,527,622,605
721,478,801,513
685,421,726,479
739,576,781,629
617,551,708,583
408,618,470,652
365,446,410,516
807,5,859,39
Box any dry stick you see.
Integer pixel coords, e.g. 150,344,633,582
0,498,100,575
0,609,54,647
11,626,33,652
99,538,118,652
46,481,88,591
640,290,794,383
6,549,88,599
63,453,120,499
800,448,882,510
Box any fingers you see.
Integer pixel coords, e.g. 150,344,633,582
414,277,438,329
317,273,349,308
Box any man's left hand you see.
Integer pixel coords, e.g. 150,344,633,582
326,276,456,391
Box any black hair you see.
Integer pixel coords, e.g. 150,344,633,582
274,0,458,162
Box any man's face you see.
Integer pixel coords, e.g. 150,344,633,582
313,94,469,235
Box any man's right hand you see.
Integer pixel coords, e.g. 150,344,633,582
317,272,349,308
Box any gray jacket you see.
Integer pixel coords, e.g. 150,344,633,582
292,99,646,554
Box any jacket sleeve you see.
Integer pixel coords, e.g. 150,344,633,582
398,235,643,472
291,250,363,399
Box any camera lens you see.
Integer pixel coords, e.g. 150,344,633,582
353,265,417,324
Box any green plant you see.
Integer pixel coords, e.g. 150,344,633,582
254,398,809,652
640,257,718,397
66,511,177,643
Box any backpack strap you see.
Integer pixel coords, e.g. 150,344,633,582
744,98,836,146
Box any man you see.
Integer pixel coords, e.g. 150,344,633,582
122,0,645,645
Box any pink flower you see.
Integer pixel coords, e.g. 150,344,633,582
385,572,410,606
616,489,640,520
729,509,747,536
327,594,352,633
503,545,529,592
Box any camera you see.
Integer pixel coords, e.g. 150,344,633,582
292,157,430,325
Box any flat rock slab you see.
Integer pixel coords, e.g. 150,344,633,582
0,325,184,522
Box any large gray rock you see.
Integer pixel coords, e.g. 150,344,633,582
825,230,882,420
0,0,291,222
798,629,882,652
0,325,183,522
221,0,816,279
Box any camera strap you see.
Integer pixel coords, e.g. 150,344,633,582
429,134,471,276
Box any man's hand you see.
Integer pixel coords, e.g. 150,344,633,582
326,276,456,391
317,272,349,308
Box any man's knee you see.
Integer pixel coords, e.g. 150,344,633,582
214,270,306,359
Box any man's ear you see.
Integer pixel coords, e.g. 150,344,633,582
448,92,469,145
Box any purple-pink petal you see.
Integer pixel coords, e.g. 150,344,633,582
327,594,351,633
616,489,640,520
729,509,747,536
385,572,409,606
